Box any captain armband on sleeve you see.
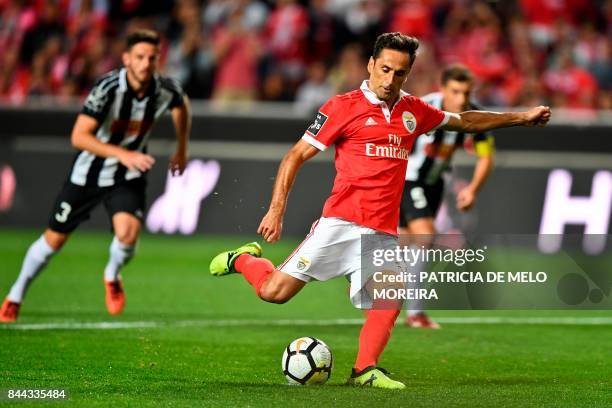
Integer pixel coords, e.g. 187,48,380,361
473,134,495,157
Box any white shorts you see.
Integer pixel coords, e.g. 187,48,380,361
278,217,400,308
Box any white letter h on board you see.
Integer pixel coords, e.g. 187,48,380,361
539,169,612,254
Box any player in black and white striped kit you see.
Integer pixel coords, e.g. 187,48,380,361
400,65,495,328
1,30,191,322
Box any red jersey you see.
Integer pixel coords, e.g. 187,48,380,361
302,81,449,235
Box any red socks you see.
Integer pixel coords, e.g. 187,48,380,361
236,254,399,371
354,309,400,371
234,254,274,297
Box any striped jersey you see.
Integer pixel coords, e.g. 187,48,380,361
70,68,185,187
405,92,494,184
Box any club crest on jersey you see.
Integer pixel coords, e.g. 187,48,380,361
307,112,328,136
402,111,417,133
296,256,311,271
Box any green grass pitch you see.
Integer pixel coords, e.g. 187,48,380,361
0,229,610,407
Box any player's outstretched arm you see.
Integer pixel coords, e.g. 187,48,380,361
258,139,320,243
71,114,155,172
169,95,191,176
442,106,552,133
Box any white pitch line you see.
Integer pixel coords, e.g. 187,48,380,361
435,316,612,325
1,316,612,331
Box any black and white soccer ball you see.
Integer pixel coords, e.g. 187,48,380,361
282,337,333,385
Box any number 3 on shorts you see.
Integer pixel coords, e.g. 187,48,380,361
410,187,427,210
55,201,72,223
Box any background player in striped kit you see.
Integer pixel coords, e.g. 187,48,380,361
400,65,495,329
0,30,191,322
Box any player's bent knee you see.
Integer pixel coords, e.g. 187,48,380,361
409,219,435,236
115,229,139,246
259,285,292,304
257,270,304,304
44,229,69,250
113,215,141,245
259,290,288,304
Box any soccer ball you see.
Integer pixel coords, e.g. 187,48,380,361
282,337,333,385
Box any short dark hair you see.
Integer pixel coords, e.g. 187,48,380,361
441,64,473,85
372,32,419,64
126,29,160,50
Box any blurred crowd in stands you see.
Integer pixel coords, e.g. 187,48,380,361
0,0,610,112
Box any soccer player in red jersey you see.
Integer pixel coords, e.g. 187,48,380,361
210,32,551,389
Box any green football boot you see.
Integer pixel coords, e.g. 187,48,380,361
346,366,406,390
209,242,262,276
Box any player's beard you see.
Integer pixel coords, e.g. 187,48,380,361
378,88,399,105
137,69,153,85
128,66,153,91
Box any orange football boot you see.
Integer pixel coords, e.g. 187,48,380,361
104,280,125,316
405,312,440,329
0,298,20,323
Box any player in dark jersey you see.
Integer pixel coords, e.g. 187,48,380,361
400,65,495,329
0,30,191,322
209,32,550,388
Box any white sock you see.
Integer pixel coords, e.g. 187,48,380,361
408,308,424,317
407,247,426,317
104,237,136,282
7,235,58,303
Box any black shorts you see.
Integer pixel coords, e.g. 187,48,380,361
399,179,444,227
48,178,146,233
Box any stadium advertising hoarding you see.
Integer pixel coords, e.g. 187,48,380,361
1,107,610,236
1,148,611,238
